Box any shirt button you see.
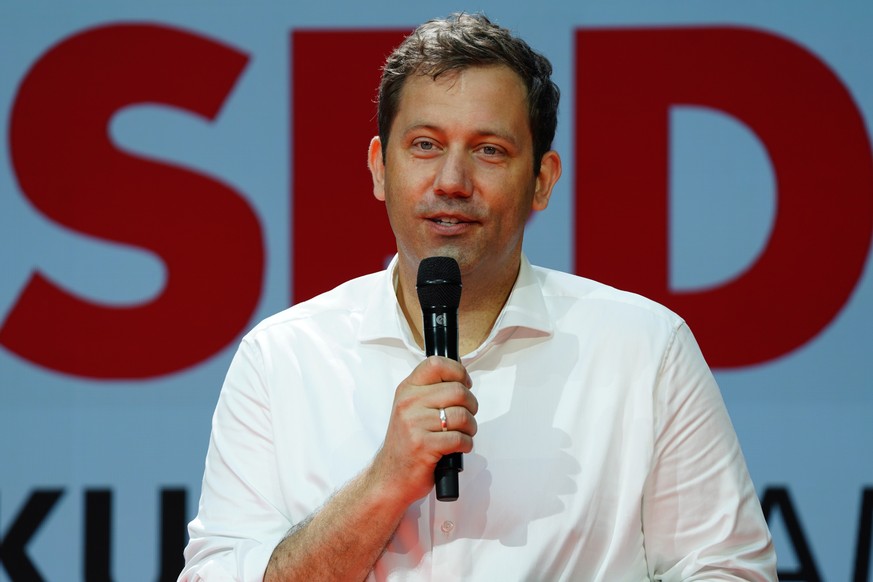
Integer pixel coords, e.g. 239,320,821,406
440,520,455,535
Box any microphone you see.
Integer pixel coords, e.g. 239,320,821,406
416,256,463,502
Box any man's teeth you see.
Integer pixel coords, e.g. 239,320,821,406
434,218,460,225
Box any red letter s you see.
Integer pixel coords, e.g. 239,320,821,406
3,24,264,379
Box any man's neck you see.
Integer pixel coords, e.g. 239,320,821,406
395,259,520,357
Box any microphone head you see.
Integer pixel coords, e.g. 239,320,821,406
416,257,462,309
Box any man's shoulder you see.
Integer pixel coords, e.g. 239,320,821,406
530,264,684,327
245,269,387,340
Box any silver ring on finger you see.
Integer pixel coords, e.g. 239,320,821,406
439,408,448,432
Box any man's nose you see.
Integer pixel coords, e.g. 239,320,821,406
433,149,473,198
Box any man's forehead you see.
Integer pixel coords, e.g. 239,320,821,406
393,65,529,123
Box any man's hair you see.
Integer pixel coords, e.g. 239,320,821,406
377,12,560,173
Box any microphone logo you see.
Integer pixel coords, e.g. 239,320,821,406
435,314,446,325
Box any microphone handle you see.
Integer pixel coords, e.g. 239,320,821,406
422,308,462,502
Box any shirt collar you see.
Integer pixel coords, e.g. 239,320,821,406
358,254,554,350
358,255,412,347
492,254,554,337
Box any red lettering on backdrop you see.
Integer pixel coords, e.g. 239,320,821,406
576,27,873,368
2,24,264,379
292,30,408,303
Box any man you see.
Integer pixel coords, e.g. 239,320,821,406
181,13,776,581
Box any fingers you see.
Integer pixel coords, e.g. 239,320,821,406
393,358,478,443
407,356,477,416
413,356,472,390
433,405,478,437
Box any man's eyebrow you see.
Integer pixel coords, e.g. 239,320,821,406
401,123,441,136
476,128,521,148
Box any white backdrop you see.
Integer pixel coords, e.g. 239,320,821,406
1,2,871,580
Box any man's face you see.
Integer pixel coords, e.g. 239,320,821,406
369,64,559,285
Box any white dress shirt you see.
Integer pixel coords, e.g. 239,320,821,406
180,255,776,581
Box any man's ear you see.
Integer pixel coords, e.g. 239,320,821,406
532,150,562,211
368,136,386,202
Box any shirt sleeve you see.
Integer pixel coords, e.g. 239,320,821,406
179,338,291,582
641,323,777,581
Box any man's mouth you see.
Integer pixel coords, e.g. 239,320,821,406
432,217,462,226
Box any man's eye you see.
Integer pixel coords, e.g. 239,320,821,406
416,140,434,151
479,145,505,157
